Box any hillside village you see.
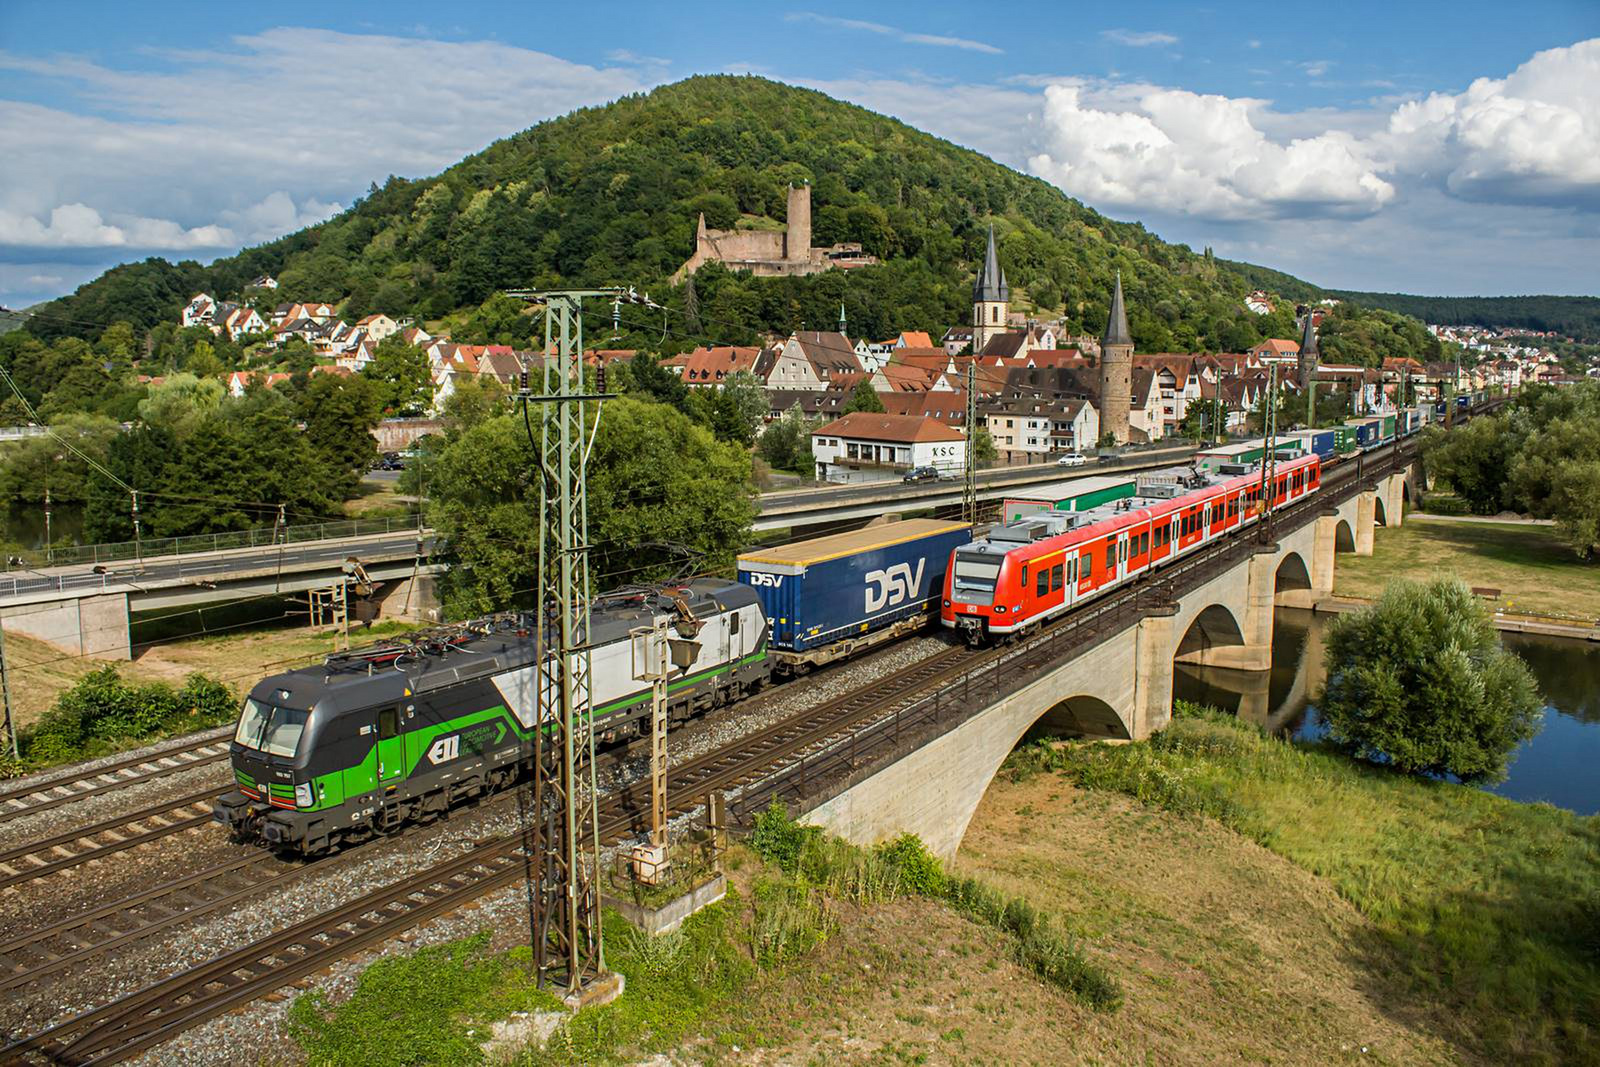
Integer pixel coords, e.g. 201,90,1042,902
166,227,1589,484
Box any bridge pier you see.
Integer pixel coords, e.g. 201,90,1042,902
1133,611,1178,738
1355,491,1376,555
1,592,131,660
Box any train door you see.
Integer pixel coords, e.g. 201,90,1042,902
376,705,405,785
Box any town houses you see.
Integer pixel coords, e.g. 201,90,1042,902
165,232,1562,483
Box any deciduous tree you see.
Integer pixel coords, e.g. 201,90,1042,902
1318,578,1542,783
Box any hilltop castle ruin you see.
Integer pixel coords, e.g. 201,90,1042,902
675,183,877,280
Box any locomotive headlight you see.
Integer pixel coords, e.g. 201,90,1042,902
994,605,1006,613
295,782,314,808
942,599,950,607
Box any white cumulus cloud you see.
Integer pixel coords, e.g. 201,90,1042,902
0,203,234,250
1027,83,1395,221
1385,37,1600,208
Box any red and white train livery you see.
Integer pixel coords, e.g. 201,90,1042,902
941,452,1321,645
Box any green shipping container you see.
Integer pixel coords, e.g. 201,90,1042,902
1332,426,1358,454
1001,475,1136,522
1379,414,1396,440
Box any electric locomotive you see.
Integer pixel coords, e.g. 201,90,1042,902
213,579,769,855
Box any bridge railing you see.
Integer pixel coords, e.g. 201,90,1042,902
10,514,426,571
730,431,1421,824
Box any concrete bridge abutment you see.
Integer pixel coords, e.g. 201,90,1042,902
1,592,131,660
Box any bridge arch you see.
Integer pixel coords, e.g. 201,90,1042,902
1175,603,1247,661
1027,694,1131,742
1275,551,1312,595
1374,495,1389,527
1334,518,1356,553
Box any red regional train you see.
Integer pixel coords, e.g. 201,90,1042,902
941,451,1321,645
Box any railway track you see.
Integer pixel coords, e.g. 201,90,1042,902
0,429,1448,1063
0,785,222,893
1,644,982,1064
0,730,231,824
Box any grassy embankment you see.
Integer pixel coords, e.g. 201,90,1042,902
4,620,424,743
288,814,1123,1066
1335,516,1600,620
1002,708,1600,1065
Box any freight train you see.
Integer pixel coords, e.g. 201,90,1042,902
214,579,771,854
216,520,974,855
942,452,1322,645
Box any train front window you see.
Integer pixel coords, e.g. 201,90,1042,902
953,553,1001,593
234,698,310,758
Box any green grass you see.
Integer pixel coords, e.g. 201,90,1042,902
290,815,1122,1065
1336,518,1600,619
1030,710,1600,1064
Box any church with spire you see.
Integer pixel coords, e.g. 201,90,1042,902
972,224,1010,353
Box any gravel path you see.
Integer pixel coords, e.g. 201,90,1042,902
14,631,960,1064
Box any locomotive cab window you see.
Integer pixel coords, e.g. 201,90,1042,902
729,610,740,635
234,699,309,759
379,706,399,740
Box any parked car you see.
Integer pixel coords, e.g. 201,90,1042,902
375,452,405,471
902,465,940,483
1056,452,1088,467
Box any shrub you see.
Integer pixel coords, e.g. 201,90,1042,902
1319,578,1543,783
749,799,819,873
876,833,947,897
16,666,237,769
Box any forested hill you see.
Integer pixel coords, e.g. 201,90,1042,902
1324,292,1600,341
20,75,1313,355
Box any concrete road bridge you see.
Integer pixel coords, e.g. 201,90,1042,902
735,435,1434,859
753,443,1198,532
0,529,441,660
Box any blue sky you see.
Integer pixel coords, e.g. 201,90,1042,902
2,0,1597,310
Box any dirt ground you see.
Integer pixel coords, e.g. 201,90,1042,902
5,621,419,730
680,770,1470,1065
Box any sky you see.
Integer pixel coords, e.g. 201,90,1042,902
1,0,1597,311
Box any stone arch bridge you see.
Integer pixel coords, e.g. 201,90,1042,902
798,458,1414,859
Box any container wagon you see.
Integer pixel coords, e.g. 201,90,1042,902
1378,413,1397,442
1347,417,1382,450
738,518,972,672
1001,475,1137,523
1332,425,1359,455
1282,428,1336,462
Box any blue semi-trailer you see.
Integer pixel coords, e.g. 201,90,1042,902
737,518,972,671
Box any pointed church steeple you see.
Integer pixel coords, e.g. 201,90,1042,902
1299,310,1319,359
838,302,847,335
1102,272,1132,348
973,224,1009,303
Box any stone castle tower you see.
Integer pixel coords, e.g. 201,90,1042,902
1099,273,1133,445
1298,310,1319,389
784,183,812,262
972,224,1009,352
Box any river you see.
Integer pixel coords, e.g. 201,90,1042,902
1174,608,1600,816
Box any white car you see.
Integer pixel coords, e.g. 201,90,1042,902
1056,452,1088,467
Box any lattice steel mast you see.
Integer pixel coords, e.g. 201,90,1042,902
506,287,623,996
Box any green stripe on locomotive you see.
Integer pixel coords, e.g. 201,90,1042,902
295,649,769,814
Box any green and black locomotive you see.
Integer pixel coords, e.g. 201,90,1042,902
212,579,768,854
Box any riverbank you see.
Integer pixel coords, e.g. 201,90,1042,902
1334,517,1600,622
1032,710,1600,1065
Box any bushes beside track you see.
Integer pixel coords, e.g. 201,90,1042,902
3,666,235,773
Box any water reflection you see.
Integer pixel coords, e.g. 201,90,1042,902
1174,609,1600,816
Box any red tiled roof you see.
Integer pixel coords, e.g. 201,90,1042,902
813,412,965,444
